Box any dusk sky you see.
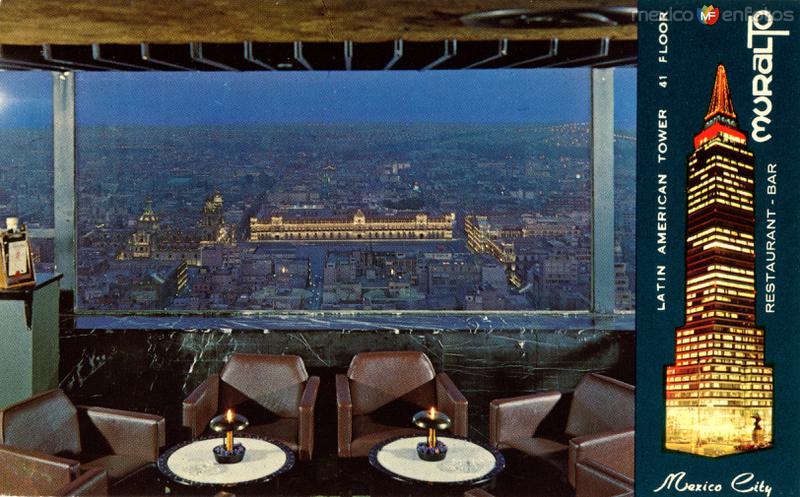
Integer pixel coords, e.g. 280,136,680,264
0,69,636,129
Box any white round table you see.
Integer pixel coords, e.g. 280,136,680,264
157,436,294,487
369,435,505,486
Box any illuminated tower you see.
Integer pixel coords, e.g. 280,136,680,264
130,197,158,258
665,65,773,457
321,162,336,200
200,191,224,242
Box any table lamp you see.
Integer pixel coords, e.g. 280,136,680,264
209,408,249,463
412,407,451,461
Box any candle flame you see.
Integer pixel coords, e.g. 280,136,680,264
226,408,234,423
429,407,436,418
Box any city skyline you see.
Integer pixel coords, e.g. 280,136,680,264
0,70,636,312
69,121,634,312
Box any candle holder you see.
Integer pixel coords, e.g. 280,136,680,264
209,409,249,464
412,407,451,461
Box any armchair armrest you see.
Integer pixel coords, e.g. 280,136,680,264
436,373,468,437
569,429,634,488
0,444,79,495
336,374,353,457
575,459,633,497
298,376,320,461
55,467,108,497
80,406,166,462
183,374,220,438
464,489,496,497
489,391,561,447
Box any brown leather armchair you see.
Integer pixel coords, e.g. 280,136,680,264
0,389,165,488
0,444,108,496
183,353,320,461
489,373,634,487
463,490,496,497
571,429,633,494
336,351,468,458
574,431,634,497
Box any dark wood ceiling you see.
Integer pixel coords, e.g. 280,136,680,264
0,0,636,44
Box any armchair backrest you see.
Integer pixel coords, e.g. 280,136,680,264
220,353,309,418
0,389,81,457
347,351,436,415
565,374,635,438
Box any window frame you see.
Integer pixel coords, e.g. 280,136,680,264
33,69,626,319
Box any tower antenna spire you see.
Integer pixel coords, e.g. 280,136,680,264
705,64,737,122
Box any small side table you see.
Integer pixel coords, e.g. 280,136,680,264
157,436,295,488
0,273,62,409
369,435,505,486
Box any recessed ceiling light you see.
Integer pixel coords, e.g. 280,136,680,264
460,7,637,29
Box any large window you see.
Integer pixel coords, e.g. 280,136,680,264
71,70,620,312
0,68,636,314
0,73,54,272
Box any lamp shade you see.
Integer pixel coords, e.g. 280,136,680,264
210,410,249,433
413,408,452,431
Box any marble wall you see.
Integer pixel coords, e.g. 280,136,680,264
59,315,634,445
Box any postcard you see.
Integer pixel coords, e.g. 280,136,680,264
1,2,798,496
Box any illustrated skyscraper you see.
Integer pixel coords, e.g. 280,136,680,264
665,64,773,457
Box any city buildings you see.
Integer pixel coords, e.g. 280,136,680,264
465,214,595,309
59,121,634,312
200,191,235,243
665,65,773,456
250,210,455,242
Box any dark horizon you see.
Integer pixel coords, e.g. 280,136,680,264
0,121,638,133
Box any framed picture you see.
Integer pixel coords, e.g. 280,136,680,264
0,225,36,289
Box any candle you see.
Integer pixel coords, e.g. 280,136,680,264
225,409,234,452
428,407,437,447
